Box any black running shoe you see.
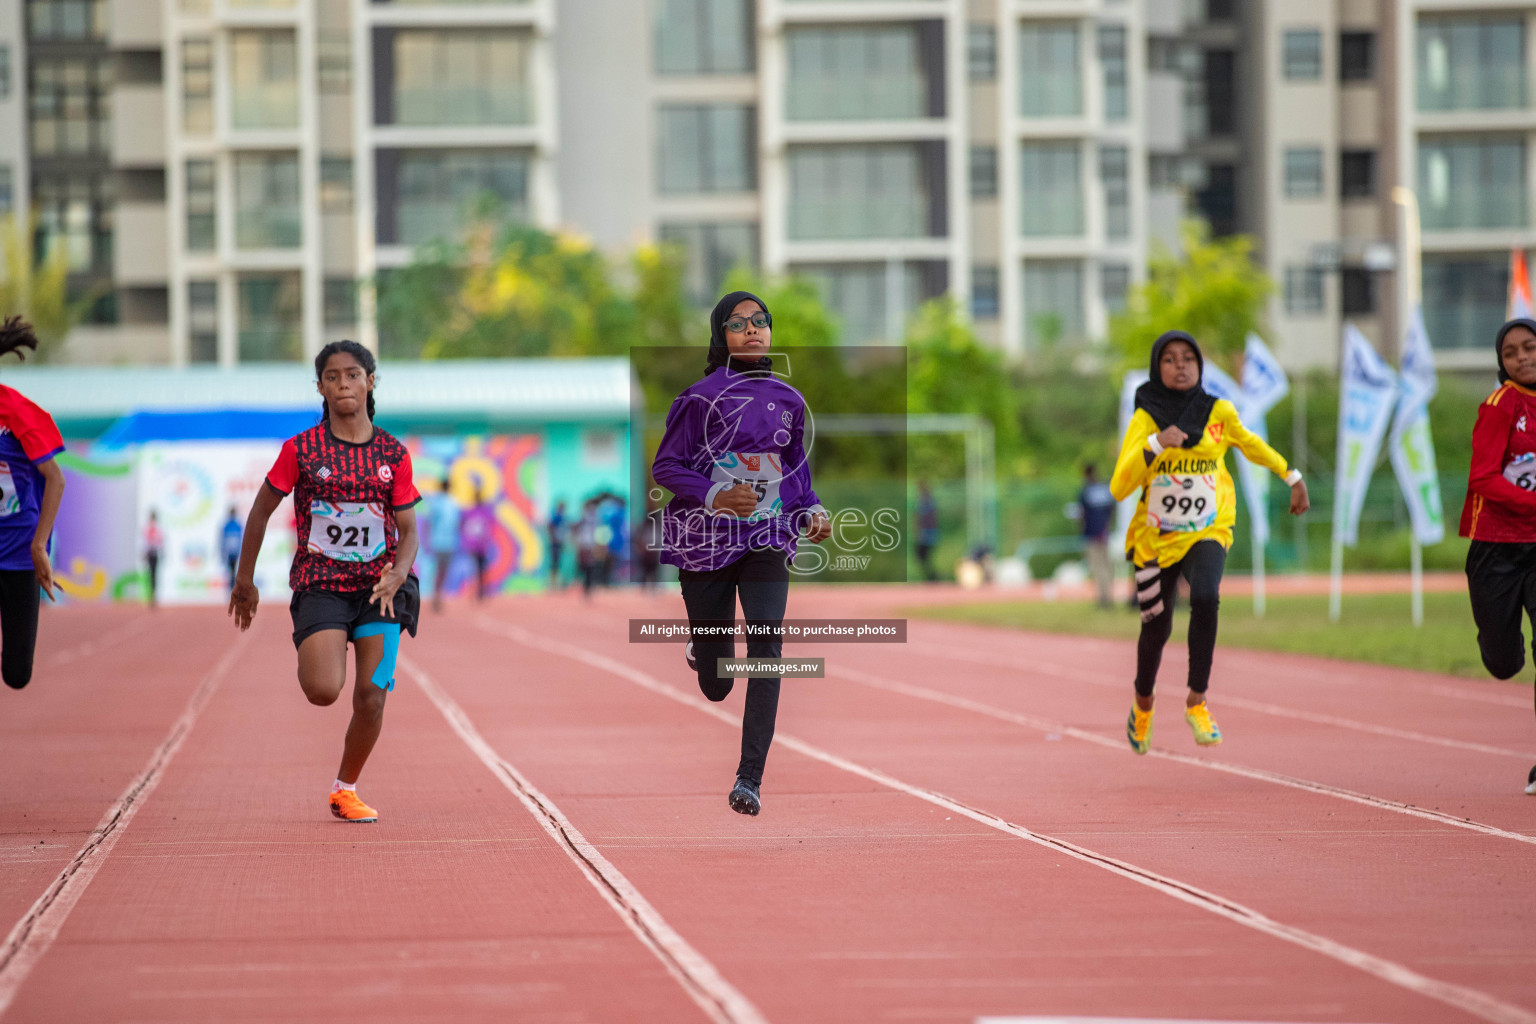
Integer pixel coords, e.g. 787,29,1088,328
728,776,761,816
1526,764,1536,796
685,640,697,672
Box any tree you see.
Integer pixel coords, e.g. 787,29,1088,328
719,269,838,349
1109,219,1273,373
0,212,96,362
905,298,1021,480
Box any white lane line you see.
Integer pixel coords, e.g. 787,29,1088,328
44,616,149,668
399,655,768,1024
828,665,1536,847
475,617,1536,1024
0,632,250,1018
905,641,1536,760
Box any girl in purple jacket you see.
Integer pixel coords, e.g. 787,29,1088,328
651,291,831,816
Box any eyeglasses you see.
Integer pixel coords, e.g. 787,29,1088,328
722,313,769,333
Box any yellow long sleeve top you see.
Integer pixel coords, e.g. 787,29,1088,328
1110,399,1292,568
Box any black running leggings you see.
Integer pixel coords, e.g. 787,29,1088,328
678,547,790,786
0,569,41,690
1465,541,1536,717
1134,540,1226,698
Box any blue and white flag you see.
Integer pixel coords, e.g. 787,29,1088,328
1237,334,1290,545
1333,324,1399,547
1388,308,1445,545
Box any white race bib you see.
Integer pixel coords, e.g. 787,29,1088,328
1504,453,1536,492
308,501,387,562
710,452,784,522
1146,473,1219,533
0,462,18,518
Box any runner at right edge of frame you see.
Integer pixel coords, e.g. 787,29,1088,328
1458,317,1536,795
651,290,832,817
1111,331,1310,755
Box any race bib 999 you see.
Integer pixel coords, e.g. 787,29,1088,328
1146,473,1218,533
308,501,387,562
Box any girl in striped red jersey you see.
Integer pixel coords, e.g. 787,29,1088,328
1460,318,1536,795
229,341,422,822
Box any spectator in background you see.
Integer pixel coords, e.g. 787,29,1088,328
1079,463,1118,609
574,498,602,601
424,476,461,612
916,481,940,582
547,499,567,590
143,510,164,609
600,493,627,585
459,486,496,602
634,500,662,592
221,506,243,593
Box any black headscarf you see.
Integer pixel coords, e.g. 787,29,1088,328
1134,331,1217,450
706,290,773,375
1495,318,1536,384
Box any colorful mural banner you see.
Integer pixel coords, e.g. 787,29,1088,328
52,448,140,603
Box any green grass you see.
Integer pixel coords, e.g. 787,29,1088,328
903,591,1511,680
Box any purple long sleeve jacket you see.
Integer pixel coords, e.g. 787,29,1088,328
651,365,823,572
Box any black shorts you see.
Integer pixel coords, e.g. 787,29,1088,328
289,574,421,649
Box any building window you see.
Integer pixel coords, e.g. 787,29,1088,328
657,104,755,194
971,265,1000,320
969,145,997,199
321,158,353,213
26,0,106,41
1419,136,1526,231
230,31,299,130
968,24,996,81
787,143,936,241
1341,150,1375,200
318,32,351,93
234,152,302,249
1284,266,1324,315
0,46,10,100
182,38,213,135
29,57,112,157
1284,147,1324,198
238,273,303,362
1100,144,1129,240
380,148,530,246
794,260,943,344
1341,268,1375,316
1021,141,1082,237
1340,31,1374,81
1102,262,1131,314
1206,0,1234,21
1423,253,1507,349
1019,24,1082,117
188,280,218,364
381,29,534,127
1283,29,1322,80
33,175,112,272
655,0,754,75
0,167,10,215
324,277,357,328
1418,16,1525,112
786,24,939,121
185,159,216,251
1099,25,1127,121
658,221,759,305
1023,259,1084,347
1204,49,1235,137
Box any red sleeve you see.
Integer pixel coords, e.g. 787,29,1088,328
1468,400,1536,513
0,388,64,464
265,439,299,496
391,448,420,510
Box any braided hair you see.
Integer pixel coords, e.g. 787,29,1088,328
314,339,376,422
0,317,40,362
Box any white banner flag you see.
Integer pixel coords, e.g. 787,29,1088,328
1115,370,1149,546
1333,325,1399,547
1388,307,1446,545
1237,335,1291,546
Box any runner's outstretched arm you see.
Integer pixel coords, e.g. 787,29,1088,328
31,458,64,598
229,483,282,630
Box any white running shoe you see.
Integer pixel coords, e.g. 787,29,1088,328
1526,764,1536,795
685,641,697,672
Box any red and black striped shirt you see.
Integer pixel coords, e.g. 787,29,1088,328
265,423,420,593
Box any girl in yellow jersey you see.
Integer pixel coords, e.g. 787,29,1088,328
1111,331,1310,754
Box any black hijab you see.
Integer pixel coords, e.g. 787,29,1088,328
1495,318,1536,384
706,290,773,375
1134,331,1217,449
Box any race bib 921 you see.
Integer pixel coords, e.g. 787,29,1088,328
308,501,387,562
1146,473,1219,533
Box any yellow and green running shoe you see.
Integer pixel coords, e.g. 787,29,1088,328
1185,701,1223,746
1126,705,1153,755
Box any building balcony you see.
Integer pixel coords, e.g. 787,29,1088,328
112,86,166,168
113,203,169,285
110,0,161,47
775,1,953,26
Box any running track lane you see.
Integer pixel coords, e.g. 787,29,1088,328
0,609,729,1023
471,589,1536,1021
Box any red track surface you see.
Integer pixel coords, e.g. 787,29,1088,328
2,585,1533,1023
